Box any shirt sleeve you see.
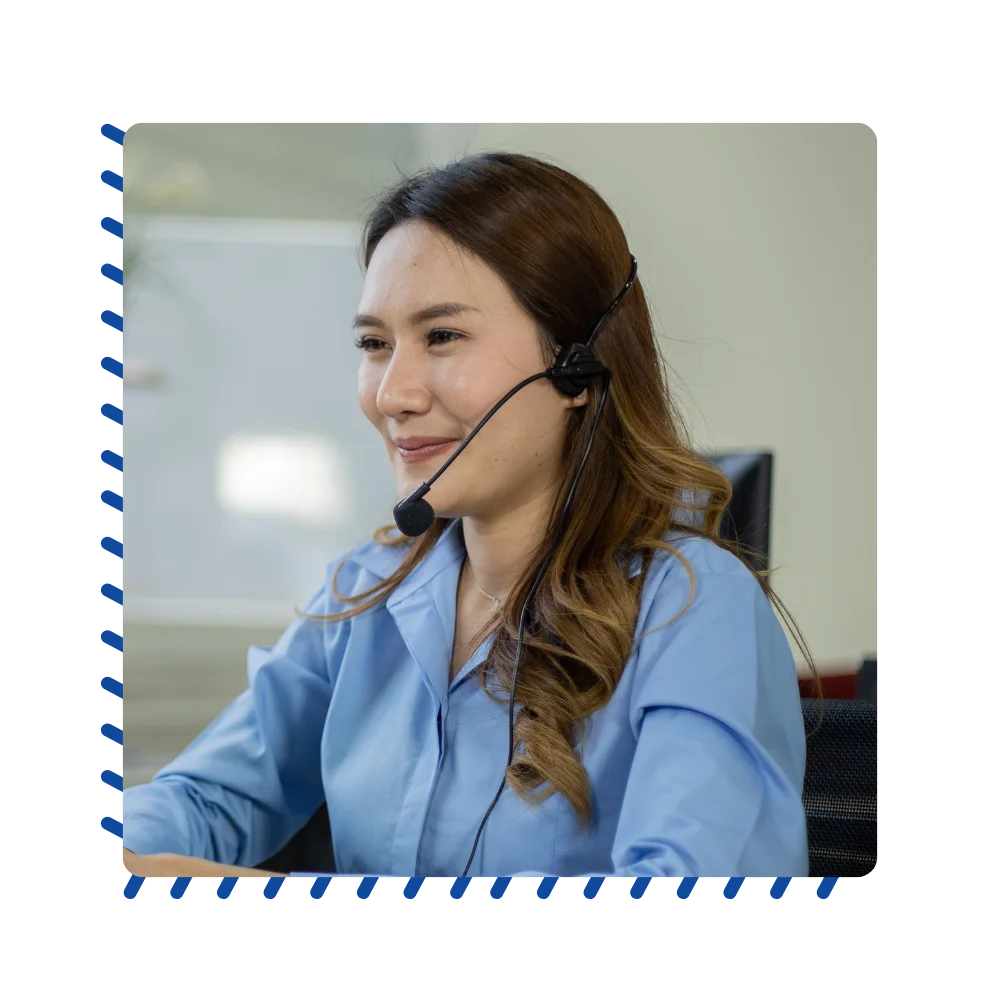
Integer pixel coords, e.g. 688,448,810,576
122,562,350,867
606,554,809,876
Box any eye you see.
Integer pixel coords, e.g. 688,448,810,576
427,328,464,346
353,335,388,353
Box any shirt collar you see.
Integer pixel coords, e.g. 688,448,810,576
345,518,465,609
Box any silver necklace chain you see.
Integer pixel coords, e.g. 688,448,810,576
464,559,502,611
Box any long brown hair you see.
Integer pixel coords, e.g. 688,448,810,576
317,151,815,825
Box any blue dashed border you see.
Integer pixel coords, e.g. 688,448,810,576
122,875,840,904
95,121,128,899
97,122,840,903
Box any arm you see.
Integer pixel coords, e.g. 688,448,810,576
123,564,350,868
122,848,281,877
607,559,808,876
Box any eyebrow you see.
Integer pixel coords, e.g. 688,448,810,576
351,302,479,330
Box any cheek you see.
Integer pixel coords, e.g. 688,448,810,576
464,386,564,483
495,388,567,467
450,354,529,419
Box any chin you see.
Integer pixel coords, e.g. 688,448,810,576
395,467,423,492
393,458,451,498
402,487,460,521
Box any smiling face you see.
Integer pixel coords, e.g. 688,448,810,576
355,220,586,524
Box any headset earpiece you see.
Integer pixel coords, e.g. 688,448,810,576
549,343,609,398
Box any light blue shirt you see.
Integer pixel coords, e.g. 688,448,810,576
123,519,808,876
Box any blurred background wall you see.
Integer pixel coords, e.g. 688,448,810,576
122,124,875,787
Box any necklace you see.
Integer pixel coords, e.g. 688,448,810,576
465,560,502,613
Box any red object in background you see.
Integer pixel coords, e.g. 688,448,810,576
799,672,860,699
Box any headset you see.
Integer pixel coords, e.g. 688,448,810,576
391,254,639,876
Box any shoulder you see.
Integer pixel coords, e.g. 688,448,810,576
628,533,795,707
281,536,407,622
659,532,755,579
638,533,762,619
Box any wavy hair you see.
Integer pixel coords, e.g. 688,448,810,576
315,152,815,825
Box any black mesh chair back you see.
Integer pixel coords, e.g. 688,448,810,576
801,698,877,876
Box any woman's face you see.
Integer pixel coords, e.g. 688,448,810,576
355,220,584,522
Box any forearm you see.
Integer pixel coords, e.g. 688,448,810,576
123,777,252,864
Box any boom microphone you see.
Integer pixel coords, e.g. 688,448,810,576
391,359,608,537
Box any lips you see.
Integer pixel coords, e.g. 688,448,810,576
393,436,457,450
393,436,459,464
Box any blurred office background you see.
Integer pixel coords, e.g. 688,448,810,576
122,124,875,787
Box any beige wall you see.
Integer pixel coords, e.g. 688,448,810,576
123,125,874,783
124,124,874,675
464,125,875,662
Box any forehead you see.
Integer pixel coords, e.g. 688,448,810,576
360,221,513,316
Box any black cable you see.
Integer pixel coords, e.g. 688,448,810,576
459,374,612,877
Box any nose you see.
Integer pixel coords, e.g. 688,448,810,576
375,345,433,420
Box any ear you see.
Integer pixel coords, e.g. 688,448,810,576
563,387,589,409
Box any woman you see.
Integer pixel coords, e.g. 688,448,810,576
123,152,811,877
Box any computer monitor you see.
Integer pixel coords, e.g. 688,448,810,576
705,451,773,573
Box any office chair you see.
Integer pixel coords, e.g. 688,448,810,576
258,804,335,874
800,698,877,876
858,658,877,702
260,698,877,878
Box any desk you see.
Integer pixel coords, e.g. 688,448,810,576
797,659,861,699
